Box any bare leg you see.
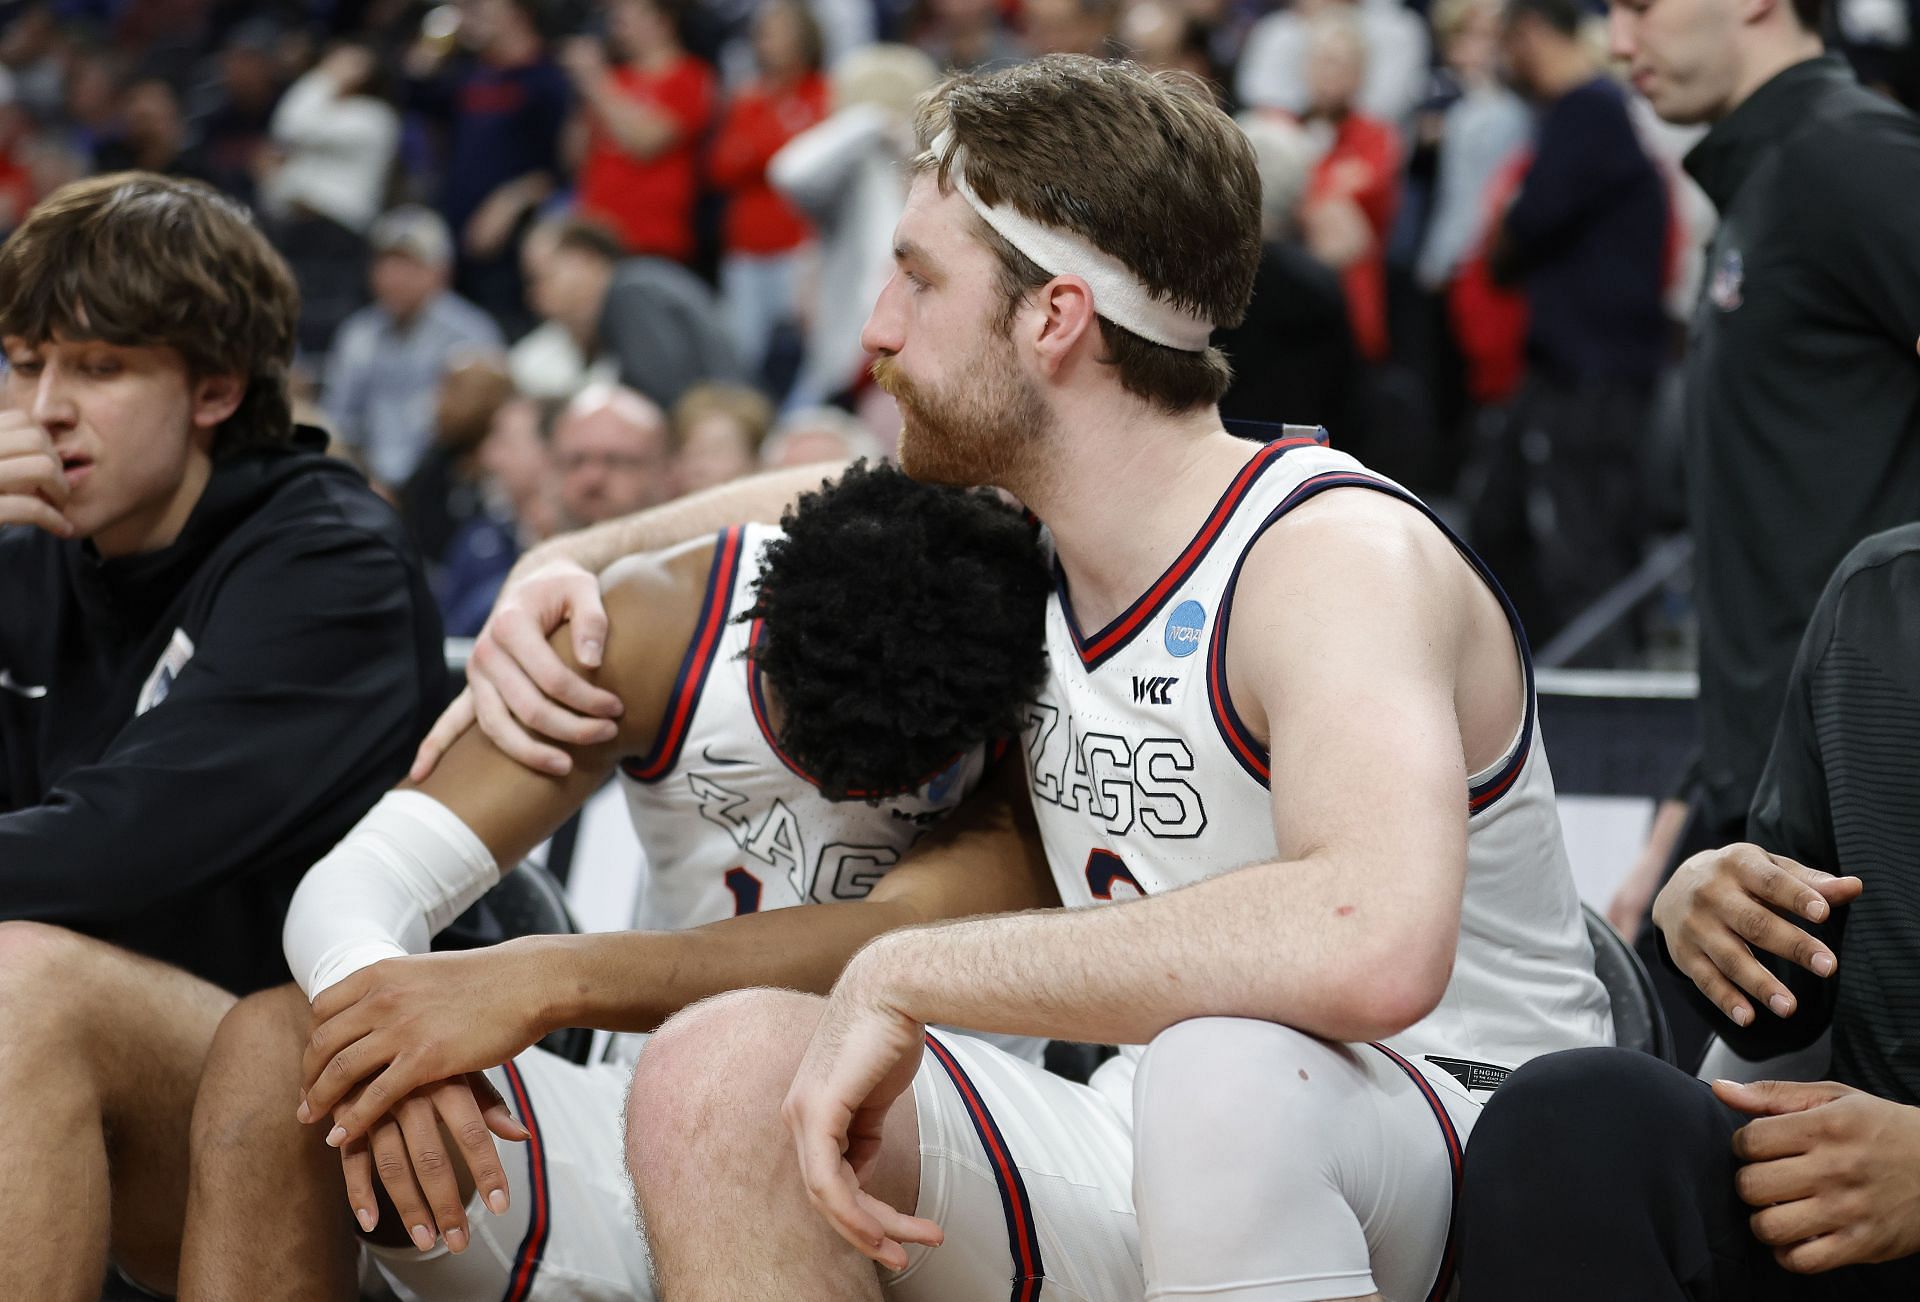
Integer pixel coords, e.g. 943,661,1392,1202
177,983,364,1302
626,989,924,1302
0,921,235,1300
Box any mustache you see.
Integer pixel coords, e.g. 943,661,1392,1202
871,354,907,396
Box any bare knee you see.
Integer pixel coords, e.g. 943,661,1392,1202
191,984,311,1153
207,983,310,1068
625,988,822,1194
0,921,99,1047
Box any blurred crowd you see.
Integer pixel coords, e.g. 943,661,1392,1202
0,0,1912,650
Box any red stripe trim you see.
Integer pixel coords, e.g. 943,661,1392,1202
1065,438,1316,669
924,1033,1045,1298
1467,732,1532,812
623,527,745,782
1207,622,1268,781
1370,1044,1462,1302
499,1060,550,1302
1202,469,1539,812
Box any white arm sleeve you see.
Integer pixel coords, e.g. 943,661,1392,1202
283,790,500,999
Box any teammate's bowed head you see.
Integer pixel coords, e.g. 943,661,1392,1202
744,460,1050,802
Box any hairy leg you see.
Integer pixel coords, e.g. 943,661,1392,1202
0,921,235,1300
177,982,363,1302
625,989,923,1302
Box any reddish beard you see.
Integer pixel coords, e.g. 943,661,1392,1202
871,347,1048,489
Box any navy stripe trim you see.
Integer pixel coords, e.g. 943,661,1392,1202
1056,437,1320,672
620,526,747,784
1369,1043,1463,1302
1203,472,1537,815
924,1033,1045,1301
499,1060,550,1302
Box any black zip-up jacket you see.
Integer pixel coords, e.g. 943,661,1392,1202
1682,56,1920,838
1671,524,1920,1106
0,429,446,994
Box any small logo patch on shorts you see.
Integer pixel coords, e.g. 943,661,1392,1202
1425,1055,1512,1093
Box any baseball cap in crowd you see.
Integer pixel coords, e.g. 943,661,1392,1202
369,205,454,267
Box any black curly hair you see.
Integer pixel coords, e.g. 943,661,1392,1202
744,460,1051,801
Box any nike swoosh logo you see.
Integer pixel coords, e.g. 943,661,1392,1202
0,668,47,699
701,745,749,767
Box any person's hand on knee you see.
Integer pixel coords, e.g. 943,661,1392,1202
338,1073,527,1252
298,949,551,1145
1717,1078,1920,1272
1653,843,1861,1027
783,953,942,1271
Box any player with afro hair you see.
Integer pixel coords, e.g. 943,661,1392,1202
745,459,1051,801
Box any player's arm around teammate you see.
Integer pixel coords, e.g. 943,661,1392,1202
615,490,1515,1302
177,479,1058,1299
782,491,1482,1264
412,461,842,778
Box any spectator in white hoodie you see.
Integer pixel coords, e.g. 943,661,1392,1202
768,43,938,408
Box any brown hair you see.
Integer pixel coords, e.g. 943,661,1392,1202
759,0,826,75
0,171,301,458
671,382,776,454
915,56,1261,412
552,214,628,262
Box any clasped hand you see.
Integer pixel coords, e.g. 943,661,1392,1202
296,949,549,1251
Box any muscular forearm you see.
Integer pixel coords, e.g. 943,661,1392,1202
530,764,1053,1034
519,462,843,577
848,854,1458,1049
527,897,926,1034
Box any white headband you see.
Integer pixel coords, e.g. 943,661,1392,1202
930,129,1216,352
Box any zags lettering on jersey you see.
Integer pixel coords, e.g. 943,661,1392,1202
1024,700,1208,839
687,771,906,902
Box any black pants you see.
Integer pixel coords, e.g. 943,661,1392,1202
1460,1048,1920,1301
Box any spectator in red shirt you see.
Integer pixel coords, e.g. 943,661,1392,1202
566,0,717,265
1295,11,1402,364
709,1,830,383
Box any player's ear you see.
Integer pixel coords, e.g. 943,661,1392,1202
189,372,246,432
1030,275,1097,374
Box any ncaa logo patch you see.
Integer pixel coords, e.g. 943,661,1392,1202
1163,600,1206,658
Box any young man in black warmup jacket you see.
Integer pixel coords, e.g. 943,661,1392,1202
1462,524,1920,1300
0,172,444,1299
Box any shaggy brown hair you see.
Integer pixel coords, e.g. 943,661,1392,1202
915,56,1262,412
0,172,301,458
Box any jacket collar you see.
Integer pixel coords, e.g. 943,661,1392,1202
1684,55,1854,211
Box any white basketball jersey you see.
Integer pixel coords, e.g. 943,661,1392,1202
616,524,995,932
1023,435,1612,1081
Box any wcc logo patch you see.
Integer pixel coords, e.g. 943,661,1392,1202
1132,675,1179,705
1163,600,1206,659
1709,248,1744,313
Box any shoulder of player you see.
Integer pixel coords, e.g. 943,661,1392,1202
1241,485,1462,603
1228,487,1469,671
596,536,734,744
